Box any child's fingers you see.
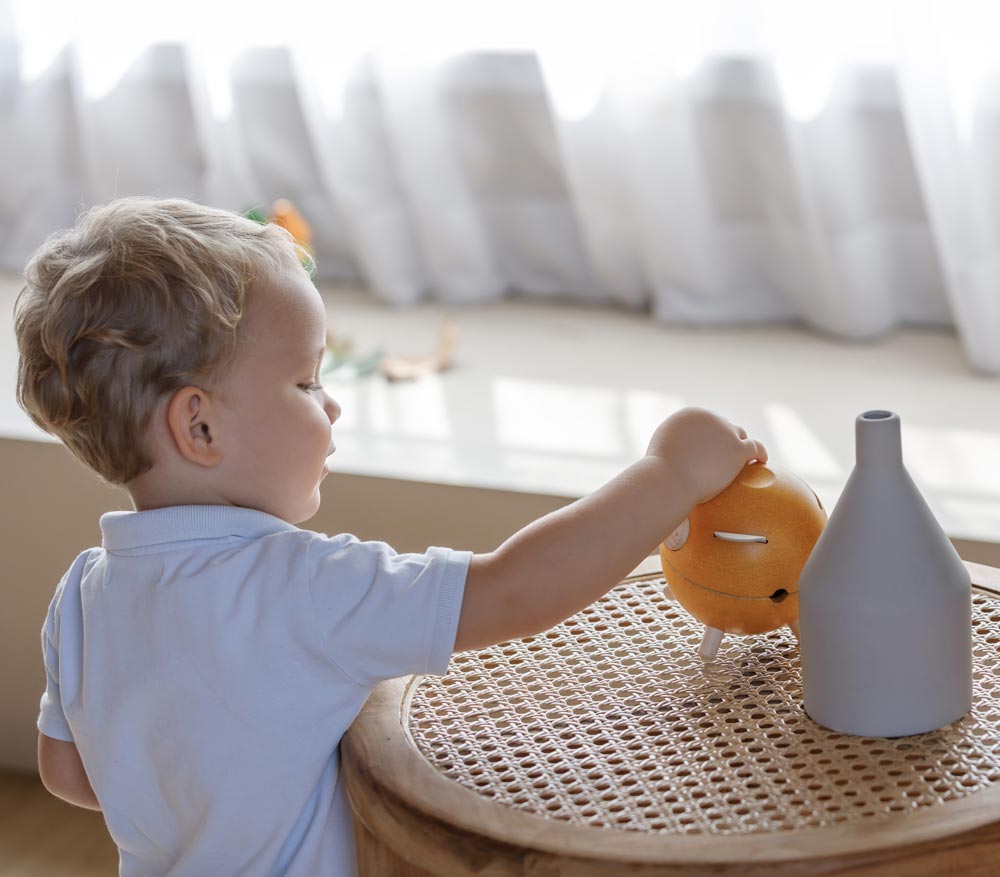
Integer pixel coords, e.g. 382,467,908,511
744,438,768,463
730,422,764,461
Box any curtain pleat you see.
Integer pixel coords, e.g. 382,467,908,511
2,1,998,372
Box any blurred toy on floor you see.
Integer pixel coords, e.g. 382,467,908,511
243,200,458,384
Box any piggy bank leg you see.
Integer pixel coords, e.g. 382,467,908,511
663,584,675,601
699,626,724,661
788,619,800,641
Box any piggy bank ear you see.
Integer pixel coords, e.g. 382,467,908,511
663,518,689,551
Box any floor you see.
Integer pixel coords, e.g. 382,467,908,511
0,771,116,876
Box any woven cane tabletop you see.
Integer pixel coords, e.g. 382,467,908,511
407,562,1000,841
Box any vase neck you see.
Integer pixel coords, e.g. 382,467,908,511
855,409,902,467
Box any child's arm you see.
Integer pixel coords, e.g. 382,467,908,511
456,407,767,651
38,733,102,810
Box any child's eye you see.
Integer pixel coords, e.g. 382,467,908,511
298,383,323,392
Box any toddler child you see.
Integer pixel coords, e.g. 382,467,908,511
15,197,767,876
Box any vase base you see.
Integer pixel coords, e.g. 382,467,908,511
803,707,971,739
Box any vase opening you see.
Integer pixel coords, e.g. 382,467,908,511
862,410,893,420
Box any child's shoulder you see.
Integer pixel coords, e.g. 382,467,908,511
62,546,104,583
271,527,358,552
258,527,385,575
294,530,392,565
45,547,104,619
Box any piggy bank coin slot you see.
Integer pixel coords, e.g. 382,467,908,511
713,531,768,544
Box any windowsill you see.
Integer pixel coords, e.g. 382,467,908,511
315,286,1000,551
3,276,1000,549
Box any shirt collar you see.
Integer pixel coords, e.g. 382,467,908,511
100,505,299,551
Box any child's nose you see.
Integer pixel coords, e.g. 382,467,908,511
324,393,342,424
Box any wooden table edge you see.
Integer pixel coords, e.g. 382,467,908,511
342,559,1000,870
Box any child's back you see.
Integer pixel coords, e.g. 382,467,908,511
42,509,467,874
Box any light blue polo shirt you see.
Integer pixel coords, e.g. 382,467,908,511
37,505,470,876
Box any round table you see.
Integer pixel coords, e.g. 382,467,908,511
342,558,1000,876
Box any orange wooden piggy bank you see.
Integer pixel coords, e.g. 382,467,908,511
660,463,827,661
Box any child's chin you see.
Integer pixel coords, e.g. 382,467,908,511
262,490,321,525
293,491,323,525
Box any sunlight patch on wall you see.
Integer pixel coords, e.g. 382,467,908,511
623,389,687,457
328,376,452,441
904,424,1000,497
493,377,624,456
939,496,1000,542
763,402,844,479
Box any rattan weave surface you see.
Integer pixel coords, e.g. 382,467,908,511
408,574,1000,835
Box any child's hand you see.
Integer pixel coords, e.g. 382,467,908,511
645,407,767,505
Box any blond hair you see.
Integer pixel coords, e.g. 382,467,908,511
14,196,309,485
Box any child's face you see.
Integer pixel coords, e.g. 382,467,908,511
214,267,340,523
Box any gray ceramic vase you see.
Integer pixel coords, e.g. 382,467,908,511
798,410,972,737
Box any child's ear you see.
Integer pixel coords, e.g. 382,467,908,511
166,386,224,467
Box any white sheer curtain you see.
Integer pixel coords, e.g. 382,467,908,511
2,0,999,373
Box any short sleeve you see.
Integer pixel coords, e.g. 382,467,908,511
37,586,74,742
306,534,470,688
